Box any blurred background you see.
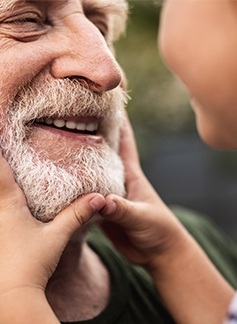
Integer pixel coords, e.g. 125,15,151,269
115,0,237,240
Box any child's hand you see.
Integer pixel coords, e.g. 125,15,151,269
100,112,185,268
100,113,234,324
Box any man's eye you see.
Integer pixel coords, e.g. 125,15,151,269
94,25,106,37
86,13,108,39
11,17,40,24
3,13,43,27
1,12,48,42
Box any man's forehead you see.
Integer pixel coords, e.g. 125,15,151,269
0,0,127,12
0,0,75,11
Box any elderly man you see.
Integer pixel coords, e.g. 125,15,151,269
0,0,175,323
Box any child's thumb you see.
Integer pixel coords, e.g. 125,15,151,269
50,193,106,239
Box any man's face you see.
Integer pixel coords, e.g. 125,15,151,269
0,0,128,221
159,0,237,149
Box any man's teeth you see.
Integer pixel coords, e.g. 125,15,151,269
36,118,98,132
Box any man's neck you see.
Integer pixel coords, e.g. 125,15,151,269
46,234,110,322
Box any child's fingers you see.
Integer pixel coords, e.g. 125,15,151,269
49,193,106,239
100,194,143,228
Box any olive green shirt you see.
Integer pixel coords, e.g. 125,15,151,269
61,207,237,324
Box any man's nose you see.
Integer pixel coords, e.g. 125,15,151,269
50,17,122,92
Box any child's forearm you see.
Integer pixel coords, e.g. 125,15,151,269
147,230,234,324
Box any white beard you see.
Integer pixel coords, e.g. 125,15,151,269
0,77,127,222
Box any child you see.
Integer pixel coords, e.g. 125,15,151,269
101,0,237,323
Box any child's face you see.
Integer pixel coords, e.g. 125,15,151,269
159,0,237,149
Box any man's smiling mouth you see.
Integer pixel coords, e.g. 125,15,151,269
31,117,100,135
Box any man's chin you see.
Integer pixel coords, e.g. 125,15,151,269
5,143,125,222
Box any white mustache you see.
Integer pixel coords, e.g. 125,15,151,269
8,78,128,125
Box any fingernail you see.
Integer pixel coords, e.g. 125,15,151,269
106,200,117,214
89,195,105,211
